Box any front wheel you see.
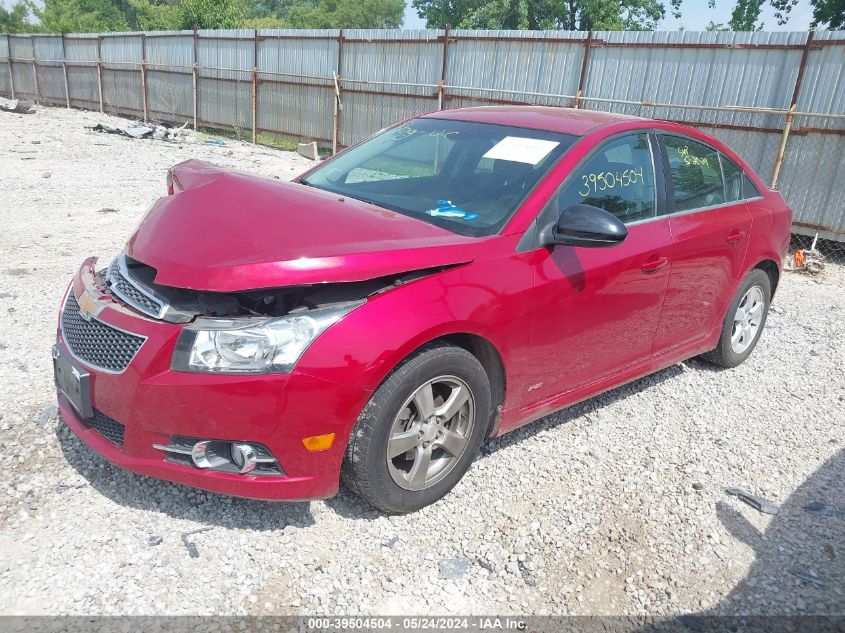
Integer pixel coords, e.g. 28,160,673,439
700,268,772,368
341,343,491,513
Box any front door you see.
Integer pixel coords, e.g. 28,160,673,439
524,132,672,406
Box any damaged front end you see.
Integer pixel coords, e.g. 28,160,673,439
101,252,446,374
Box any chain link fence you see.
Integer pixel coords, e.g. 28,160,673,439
787,233,845,276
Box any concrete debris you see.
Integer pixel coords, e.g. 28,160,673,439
297,141,320,161
438,558,469,579
90,120,192,143
0,98,36,114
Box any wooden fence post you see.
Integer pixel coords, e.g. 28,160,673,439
333,29,344,153
252,66,258,144
439,25,451,110
140,33,148,123
96,36,104,113
574,30,593,109
60,33,70,108
192,29,199,131
771,105,796,189
770,31,814,189
332,71,341,155
192,63,198,130
252,29,258,144
30,35,40,103
7,40,15,100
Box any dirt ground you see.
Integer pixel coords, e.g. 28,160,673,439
0,104,843,617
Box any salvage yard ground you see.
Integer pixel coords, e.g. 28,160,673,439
0,104,843,616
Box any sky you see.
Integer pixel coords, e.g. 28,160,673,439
402,0,815,30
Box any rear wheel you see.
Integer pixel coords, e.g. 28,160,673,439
700,269,771,368
342,343,491,513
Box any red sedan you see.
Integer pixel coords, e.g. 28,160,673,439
54,107,792,513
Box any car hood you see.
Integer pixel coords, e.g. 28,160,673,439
126,160,484,292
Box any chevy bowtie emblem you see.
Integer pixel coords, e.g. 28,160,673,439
77,290,107,322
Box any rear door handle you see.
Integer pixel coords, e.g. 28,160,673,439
641,255,668,273
726,230,746,245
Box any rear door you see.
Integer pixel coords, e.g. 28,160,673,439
651,134,753,353
524,132,674,404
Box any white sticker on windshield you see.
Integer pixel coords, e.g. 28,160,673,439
483,136,560,165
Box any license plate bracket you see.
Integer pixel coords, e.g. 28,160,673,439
53,345,93,420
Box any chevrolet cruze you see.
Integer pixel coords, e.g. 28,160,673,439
54,107,792,513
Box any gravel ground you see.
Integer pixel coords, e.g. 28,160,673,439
0,103,843,617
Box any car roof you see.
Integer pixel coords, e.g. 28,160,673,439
421,106,649,136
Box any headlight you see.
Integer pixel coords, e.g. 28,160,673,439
171,303,361,374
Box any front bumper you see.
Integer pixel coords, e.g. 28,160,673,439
56,258,371,501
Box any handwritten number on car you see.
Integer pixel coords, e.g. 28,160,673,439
580,166,644,197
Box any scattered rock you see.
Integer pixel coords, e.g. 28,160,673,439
36,405,58,426
438,558,469,580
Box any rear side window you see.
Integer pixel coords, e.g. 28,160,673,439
663,135,725,212
548,133,657,224
721,155,744,202
743,173,761,199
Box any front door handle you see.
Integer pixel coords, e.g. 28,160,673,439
641,255,669,274
727,230,746,245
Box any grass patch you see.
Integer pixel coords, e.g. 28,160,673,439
194,126,325,154
362,156,434,178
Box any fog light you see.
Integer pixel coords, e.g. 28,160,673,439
190,440,229,470
230,443,258,474
153,437,282,476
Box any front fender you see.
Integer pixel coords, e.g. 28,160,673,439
295,247,533,404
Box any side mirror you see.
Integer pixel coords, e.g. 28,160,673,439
542,204,628,248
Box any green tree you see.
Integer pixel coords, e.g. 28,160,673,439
36,0,130,32
412,0,668,29
810,0,845,28
705,19,730,29
687,0,841,31
724,0,798,29
172,0,247,29
32,0,177,33
672,0,795,30
243,15,288,27
283,0,404,28
0,1,35,32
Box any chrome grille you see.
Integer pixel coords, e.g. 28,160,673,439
61,294,145,372
107,258,164,319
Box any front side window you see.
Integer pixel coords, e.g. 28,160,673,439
302,118,577,237
663,135,725,212
546,133,657,224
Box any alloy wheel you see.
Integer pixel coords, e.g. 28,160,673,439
386,375,475,491
731,285,765,354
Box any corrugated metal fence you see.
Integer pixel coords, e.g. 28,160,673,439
1,29,844,240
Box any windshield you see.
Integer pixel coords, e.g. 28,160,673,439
300,118,578,237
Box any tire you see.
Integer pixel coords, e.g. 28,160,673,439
342,343,492,514
700,268,771,369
